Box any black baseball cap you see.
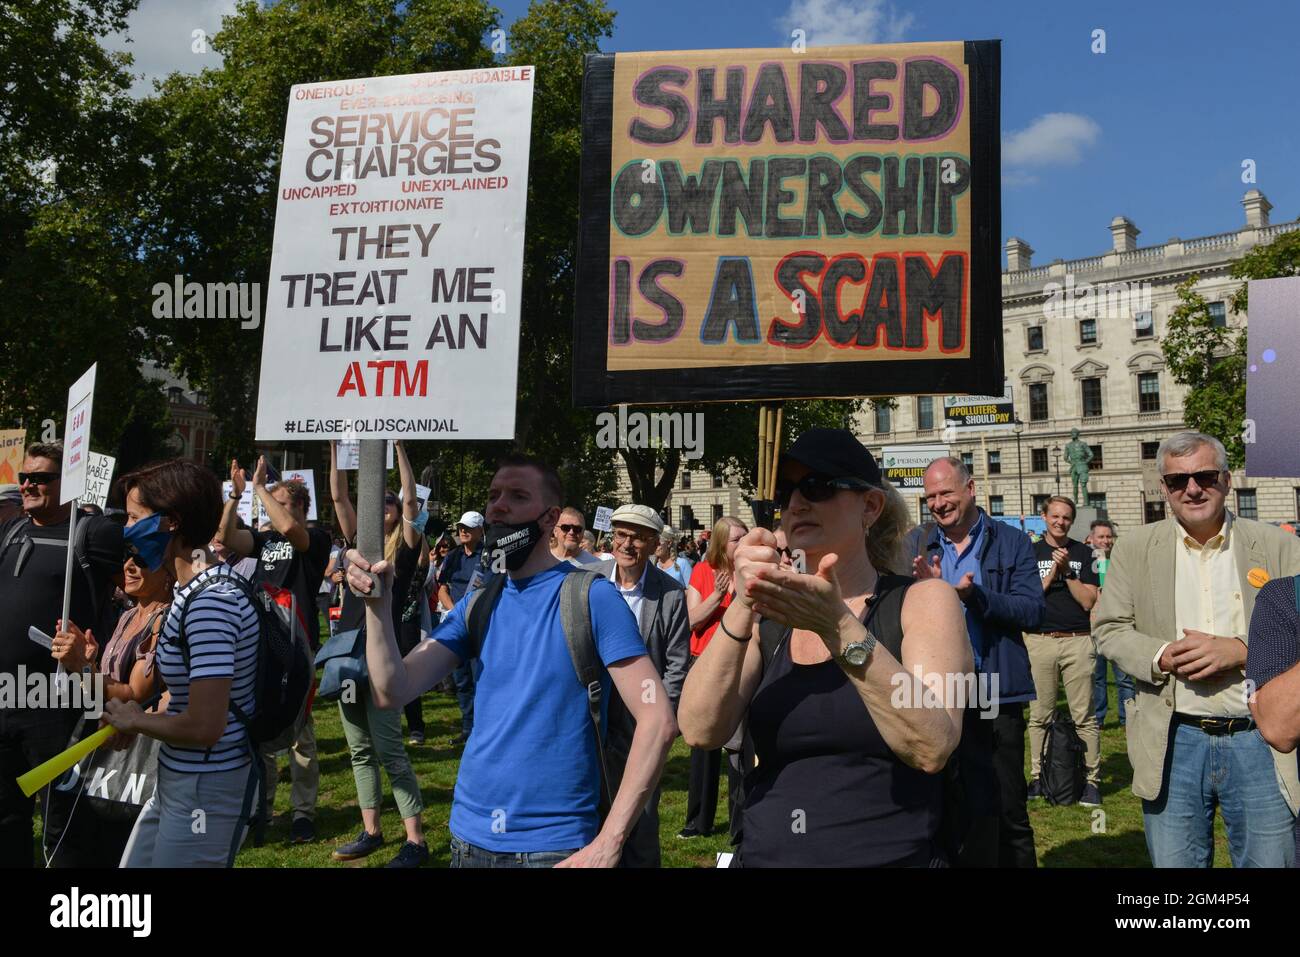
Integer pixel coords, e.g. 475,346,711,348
780,428,883,485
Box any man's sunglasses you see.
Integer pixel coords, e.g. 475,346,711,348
775,473,871,510
18,471,60,486
1162,470,1224,492
557,523,584,535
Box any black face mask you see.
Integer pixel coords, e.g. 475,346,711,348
483,508,553,572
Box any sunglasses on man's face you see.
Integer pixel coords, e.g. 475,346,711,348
1162,470,1224,493
557,523,584,535
774,473,871,510
18,472,59,487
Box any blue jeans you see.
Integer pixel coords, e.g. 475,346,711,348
1142,722,1296,868
1093,654,1134,727
449,835,579,868
452,659,479,735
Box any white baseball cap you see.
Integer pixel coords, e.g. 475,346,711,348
610,504,664,534
457,511,484,529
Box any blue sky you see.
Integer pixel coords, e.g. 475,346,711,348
112,0,1299,265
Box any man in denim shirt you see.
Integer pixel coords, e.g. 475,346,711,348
916,457,1045,867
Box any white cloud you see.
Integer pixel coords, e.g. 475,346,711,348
101,0,239,98
776,0,913,48
1003,112,1101,167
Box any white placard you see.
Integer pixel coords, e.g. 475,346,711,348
592,506,614,532
62,364,97,503
82,453,116,509
254,68,535,441
221,481,257,526
336,439,394,471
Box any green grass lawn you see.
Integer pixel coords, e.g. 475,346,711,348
40,673,1231,867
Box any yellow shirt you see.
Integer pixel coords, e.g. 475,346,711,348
1153,513,1248,717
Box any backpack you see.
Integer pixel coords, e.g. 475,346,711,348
177,569,313,748
464,568,614,817
750,574,966,862
1039,710,1086,806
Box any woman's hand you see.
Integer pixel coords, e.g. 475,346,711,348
713,568,731,596
746,553,851,647
731,528,779,608
344,549,394,601
52,619,96,672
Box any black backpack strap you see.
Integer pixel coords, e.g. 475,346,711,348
1,515,32,578
463,572,507,661
559,570,612,817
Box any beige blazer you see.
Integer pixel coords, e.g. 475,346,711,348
1094,513,1300,806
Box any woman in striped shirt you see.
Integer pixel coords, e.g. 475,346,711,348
102,460,262,868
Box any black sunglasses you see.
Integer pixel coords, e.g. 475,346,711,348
774,473,871,510
18,471,60,486
557,523,584,534
1161,469,1223,492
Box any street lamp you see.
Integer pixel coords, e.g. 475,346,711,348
1013,416,1025,521
1052,444,1062,494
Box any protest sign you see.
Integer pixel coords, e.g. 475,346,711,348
593,506,614,532
0,429,25,486
221,481,257,526
1246,276,1300,476
574,41,1002,406
254,68,535,441
881,444,949,489
399,482,431,511
336,439,394,470
944,379,1014,432
62,364,97,504
83,453,116,509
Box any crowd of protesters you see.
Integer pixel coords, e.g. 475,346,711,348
4,428,1300,869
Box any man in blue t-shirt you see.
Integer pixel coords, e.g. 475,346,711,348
346,454,676,867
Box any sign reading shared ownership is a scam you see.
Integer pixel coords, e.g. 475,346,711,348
574,42,1001,407
255,68,535,441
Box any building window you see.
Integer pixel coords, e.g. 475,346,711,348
916,396,934,431
1088,445,1104,471
1029,383,1049,422
1141,441,1160,460
988,450,1002,475
1236,489,1258,520
712,473,723,489
1087,492,1107,511
681,470,691,489
1134,311,1154,339
1145,501,1166,523
1027,326,1044,351
680,505,695,530
1080,318,1097,345
1208,301,1227,328
1032,494,1052,514
874,403,892,435
167,386,183,404
711,503,723,525
1138,372,1161,413
1031,448,1049,473
961,451,974,476
919,497,931,523
989,495,1005,516
1081,377,1103,418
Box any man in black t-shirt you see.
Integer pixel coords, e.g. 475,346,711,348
216,455,329,844
0,442,123,867
1026,495,1103,806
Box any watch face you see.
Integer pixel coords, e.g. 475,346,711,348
844,642,870,667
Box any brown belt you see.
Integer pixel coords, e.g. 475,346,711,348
1040,630,1090,638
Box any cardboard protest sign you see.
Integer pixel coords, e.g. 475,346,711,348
254,68,535,441
944,379,1013,432
0,429,25,486
593,506,614,532
881,444,948,489
575,41,1001,406
62,364,97,503
336,439,394,470
83,453,116,509
1246,276,1300,477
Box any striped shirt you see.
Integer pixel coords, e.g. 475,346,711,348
155,565,260,773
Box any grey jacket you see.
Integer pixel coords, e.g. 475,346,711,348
593,558,691,708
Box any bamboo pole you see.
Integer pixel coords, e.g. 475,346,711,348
757,405,770,497
769,405,785,500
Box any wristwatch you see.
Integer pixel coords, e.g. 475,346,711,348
840,629,878,667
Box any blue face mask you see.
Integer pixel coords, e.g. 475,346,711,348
124,512,173,571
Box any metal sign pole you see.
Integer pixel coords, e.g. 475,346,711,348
352,439,386,597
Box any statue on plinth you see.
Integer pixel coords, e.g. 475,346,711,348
1063,428,1092,503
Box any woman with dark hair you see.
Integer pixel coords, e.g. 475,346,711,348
677,515,749,838
99,459,262,868
679,429,970,867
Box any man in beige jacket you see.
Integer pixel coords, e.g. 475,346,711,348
1095,431,1300,867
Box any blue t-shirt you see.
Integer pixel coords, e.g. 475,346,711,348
433,563,647,852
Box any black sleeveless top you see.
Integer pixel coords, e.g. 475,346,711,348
741,576,942,867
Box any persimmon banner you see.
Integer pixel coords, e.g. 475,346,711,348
574,41,1002,406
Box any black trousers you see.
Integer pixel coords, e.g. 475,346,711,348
0,707,80,867
992,704,1037,868
952,703,1036,867
684,746,722,834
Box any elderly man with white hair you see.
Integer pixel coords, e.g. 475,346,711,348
594,504,690,867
